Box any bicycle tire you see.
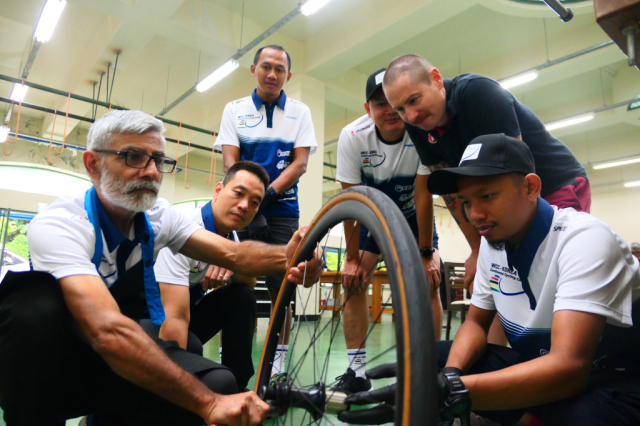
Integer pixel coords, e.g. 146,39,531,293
256,186,438,426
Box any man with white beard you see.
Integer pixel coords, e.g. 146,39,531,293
0,110,323,426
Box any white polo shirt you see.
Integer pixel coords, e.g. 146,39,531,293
336,115,429,219
472,198,640,364
154,205,239,288
215,90,317,218
27,192,200,287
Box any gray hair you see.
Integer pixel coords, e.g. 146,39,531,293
87,110,166,151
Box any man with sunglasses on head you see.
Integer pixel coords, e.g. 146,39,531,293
0,110,322,426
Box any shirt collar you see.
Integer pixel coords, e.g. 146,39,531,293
444,79,458,118
95,196,145,252
251,89,287,111
505,197,555,280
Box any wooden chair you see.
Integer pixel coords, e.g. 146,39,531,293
443,261,471,340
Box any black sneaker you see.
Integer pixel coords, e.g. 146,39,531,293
330,367,371,394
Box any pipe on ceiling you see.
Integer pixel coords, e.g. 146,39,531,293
0,73,216,137
157,4,304,117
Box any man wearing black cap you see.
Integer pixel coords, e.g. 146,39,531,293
333,68,442,393
422,134,640,425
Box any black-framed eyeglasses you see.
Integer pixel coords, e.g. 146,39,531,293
94,149,177,173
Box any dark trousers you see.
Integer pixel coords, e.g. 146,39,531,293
0,271,237,426
437,341,640,426
189,283,257,389
237,216,298,291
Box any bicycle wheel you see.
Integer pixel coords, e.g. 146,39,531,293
256,186,438,426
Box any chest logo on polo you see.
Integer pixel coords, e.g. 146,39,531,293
277,149,291,157
489,274,501,293
489,265,525,296
191,262,207,274
395,184,414,192
360,151,386,167
238,113,263,129
277,160,291,170
428,134,437,144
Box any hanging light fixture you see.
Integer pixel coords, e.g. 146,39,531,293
592,155,640,170
499,71,538,90
9,84,29,103
301,0,333,16
34,0,67,43
545,113,595,131
0,126,10,143
196,60,240,92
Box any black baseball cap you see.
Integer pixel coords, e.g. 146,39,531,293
427,134,536,195
365,68,387,102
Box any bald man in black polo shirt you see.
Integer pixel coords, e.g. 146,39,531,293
382,54,589,345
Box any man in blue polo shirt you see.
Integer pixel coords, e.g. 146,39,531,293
383,54,590,346
216,45,317,378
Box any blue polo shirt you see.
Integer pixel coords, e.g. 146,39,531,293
404,74,587,197
215,90,317,218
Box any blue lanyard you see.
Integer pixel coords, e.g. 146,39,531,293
201,201,216,234
84,187,165,325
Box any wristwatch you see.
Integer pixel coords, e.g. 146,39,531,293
441,367,472,419
420,247,435,259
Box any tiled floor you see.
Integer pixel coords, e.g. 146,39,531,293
0,312,464,425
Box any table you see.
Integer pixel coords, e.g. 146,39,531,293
319,270,393,323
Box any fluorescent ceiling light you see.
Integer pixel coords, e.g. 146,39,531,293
301,0,332,16
34,0,67,43
196,60,239,92
9,83,29,103
624,180,640,188
0,126,9,143
628,94,640,111
545,113,594,131
500,71,538,90
592,156,640,170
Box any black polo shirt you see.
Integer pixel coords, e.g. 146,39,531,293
405,73,587,197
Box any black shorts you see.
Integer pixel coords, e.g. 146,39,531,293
436,340,640,426
359,214,419,255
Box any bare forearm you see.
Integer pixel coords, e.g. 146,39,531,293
233,240,288,276
415,192,434,248
446,319,490,373
94,316,214,419
181,230,288,276
270,161,307,194
159,317,189,349
343,219,361,260
462,354,589,410
442,193,480,251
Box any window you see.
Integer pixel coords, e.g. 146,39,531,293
0,164,91,197
173,199,210,212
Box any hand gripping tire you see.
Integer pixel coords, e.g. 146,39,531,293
255,186,439,426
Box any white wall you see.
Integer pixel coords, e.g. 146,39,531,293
591,187,640,246
0,189,58,213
